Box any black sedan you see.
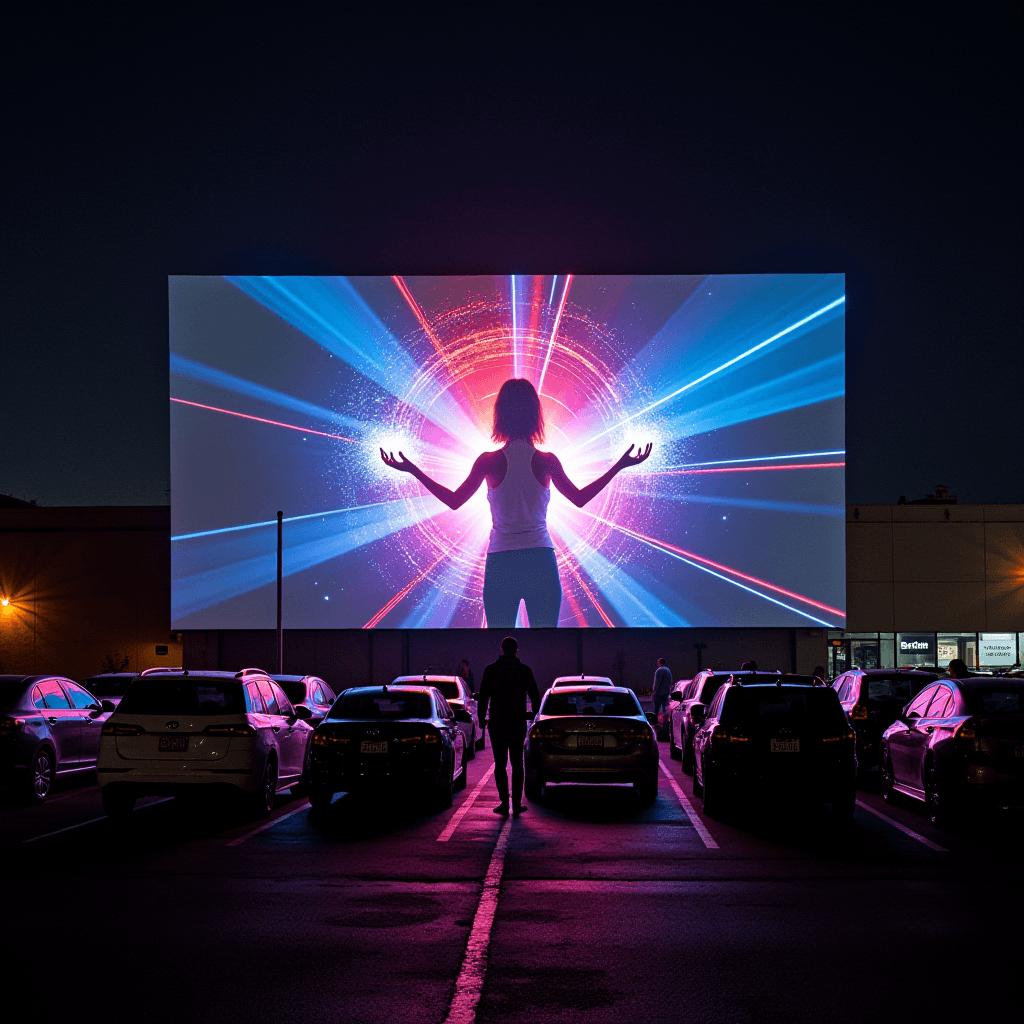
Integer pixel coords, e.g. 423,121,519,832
693,678,856,818
1,675,114,802
833,668,938,775
272,674,337,727
881,678,1023,825
307,685,467,811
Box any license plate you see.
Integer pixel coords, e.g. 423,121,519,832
578,735,604,748
360,740,388,754
770,739,799,753
158,735,189,752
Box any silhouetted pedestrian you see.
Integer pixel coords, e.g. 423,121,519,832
740,660,758,672
457,658,476,694
477,636,540,816
652,658,673,719
812,665,826,683
947,658,969,680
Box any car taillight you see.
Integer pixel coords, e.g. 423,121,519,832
851,705,868,720
620,727,653,742
957,719,976,739
313,732,350,746
822,729,855,744
0,716,26,734
102,723,145,736
530,725,565,741
202,724,256,736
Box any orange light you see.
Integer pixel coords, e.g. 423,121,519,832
0,598,9,607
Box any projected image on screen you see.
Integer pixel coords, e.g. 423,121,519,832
170,275,845,629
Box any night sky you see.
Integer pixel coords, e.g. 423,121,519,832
4,7,1021,507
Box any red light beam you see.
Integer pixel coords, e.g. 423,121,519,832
169,397,361,444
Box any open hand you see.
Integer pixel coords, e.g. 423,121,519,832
615,443,653,471
380,448,417,474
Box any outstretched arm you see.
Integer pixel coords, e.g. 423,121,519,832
380,449,491,510
545,444,652,508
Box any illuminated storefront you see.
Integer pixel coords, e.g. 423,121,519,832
827,631,1022,677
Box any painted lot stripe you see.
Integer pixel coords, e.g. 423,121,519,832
438,764,496,842
855,799,947,852
21,797,172,843
443,815,512,1024
659,762,719,849
226,800,310,846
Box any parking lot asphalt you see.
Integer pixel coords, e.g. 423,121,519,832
2,742,1020,1024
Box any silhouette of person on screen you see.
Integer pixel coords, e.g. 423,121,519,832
381,378,651,627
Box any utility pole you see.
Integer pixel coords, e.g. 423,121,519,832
277,510,283,674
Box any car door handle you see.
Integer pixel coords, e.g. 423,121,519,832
271,725,280,732
48,716,58,724
925,726,933,733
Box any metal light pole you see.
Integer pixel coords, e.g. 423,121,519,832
277,510,283,674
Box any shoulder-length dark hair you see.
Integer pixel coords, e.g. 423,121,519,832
492,378,545,444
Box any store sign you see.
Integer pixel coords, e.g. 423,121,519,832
979,634,1017,666
898,634,936,662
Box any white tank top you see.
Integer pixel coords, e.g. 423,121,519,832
487,439,553,553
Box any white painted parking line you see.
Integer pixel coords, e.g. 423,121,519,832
659,762,719,849
443,815,512,1024
21,796,173,843
855,799,948,852
438,764,496,842
226,799,310,846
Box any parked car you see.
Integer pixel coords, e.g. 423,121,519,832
833,668,938,776
308,685,467,811
139,667,184,676
80,672,139,709
550,675,615,690
881,678,1023,825
666,678,692,759
1,675,115,802
393,675,482,756
272,674,337,728
524,685,659,805
692,678,856,819
96,669,315,819
672,670,817,773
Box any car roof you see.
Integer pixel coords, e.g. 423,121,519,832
553,675,614,684
271,674,321,683
0,674,73,685
343,684,437,695
725,672,818,685
957,678,1024,689
392,675,462,684
544,684,636,695
728,681,835,693
847,668,938,677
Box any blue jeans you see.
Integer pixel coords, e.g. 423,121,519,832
653,693,669,717
484,548,562,628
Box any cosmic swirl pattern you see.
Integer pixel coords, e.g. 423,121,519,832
170,274,846,629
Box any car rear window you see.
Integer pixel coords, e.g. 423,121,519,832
866,676,917,703
962,688,1022,714
329,691,432,719
82,676,136,697
698,677,726,703
723,687,846,729
541,691,642,717
277,681,306,704
429,681,462,700
117,680,246,716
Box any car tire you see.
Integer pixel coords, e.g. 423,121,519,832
251,756,277,818
682,741,695,776
434,761,454,810
466,730,477,761
669,731,682,761
881,746,896,804
291,744,312,796
524,778,545,802
454,749,468,791
692,761,704,797
635,776,658,806
102,785,137,819
23,747,55,804
702,766,726,819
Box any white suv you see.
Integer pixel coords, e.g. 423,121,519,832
97,670,314,818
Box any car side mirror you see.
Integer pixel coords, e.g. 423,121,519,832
691,703,706,722
293,704,312,720
100,700,115,712
668,693,681,703
88,704,104,716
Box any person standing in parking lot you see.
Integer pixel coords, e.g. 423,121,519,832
652,658,673,719
457,658,476,695
946,658,969,680
477,636,540,816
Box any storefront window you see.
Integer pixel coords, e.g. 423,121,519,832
937,633,978,669
978,633,1018,668
896,633,937,668
879,635,895,669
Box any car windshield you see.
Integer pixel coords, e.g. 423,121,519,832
541,691,642,717
0,681,29,710
277,681,307,704
866,676,917,703
329,691,433,719
428,681,461,699
82,676,135,697
723,687,847,730
962,688,1023,715
555,678,611,687
117,680,246,716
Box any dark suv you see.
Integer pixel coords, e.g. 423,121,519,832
833,668,938,776
692,678,856,819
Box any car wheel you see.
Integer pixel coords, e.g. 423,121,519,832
881,746,896,804
291,744,312,796
434,761,454,810
102,785,137,819
635,776,658,806
702,766,726,819
251,756,277,818
454,748,468,791
692,757,704,796
524,778,545,802
24,747,55,804
669,730,682,761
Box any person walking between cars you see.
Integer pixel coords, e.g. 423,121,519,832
477,636,540,816
457,658,476,695
652,658,673,720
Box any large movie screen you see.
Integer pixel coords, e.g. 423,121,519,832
170,275,845,629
